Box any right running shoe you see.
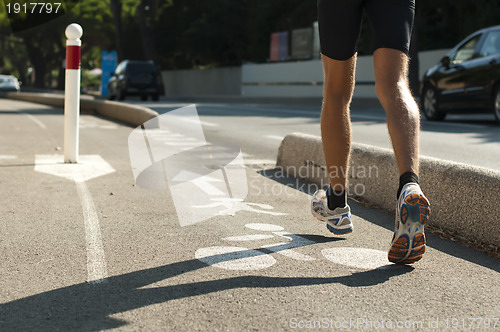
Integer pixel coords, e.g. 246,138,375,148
388,183,431,264
311,189,353,235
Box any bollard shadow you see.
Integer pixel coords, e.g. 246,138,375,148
0,250,412,331
0,107,63,116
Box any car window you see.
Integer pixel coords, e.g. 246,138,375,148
116,62,125,75
452,35,480,64
0,77,15,84
479,30,500,57
127,63,156,75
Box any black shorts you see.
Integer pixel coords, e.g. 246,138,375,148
318,0,415,60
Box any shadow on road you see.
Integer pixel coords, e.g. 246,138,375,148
0,248,413,331
258,168,500,275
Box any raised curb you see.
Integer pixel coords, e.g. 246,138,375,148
2,92,159,127
277,132,500,248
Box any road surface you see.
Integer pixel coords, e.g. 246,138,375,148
0,99,498,331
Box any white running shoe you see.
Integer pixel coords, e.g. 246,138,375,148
311,189,353,235
388,183,431,264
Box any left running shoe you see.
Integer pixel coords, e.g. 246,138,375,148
388,183,431,264
311,189,353,235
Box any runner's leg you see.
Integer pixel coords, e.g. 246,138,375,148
373,48,420,176
321,55,356,191
318,0,363,193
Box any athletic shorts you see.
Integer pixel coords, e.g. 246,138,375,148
318,0,415,60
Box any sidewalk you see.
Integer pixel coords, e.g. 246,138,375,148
0,99,498,331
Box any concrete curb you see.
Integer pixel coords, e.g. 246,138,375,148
277,132,500,248
2,92,159,127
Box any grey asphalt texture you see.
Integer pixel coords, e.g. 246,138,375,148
0,99,499,331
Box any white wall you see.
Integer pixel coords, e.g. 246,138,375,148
418,49,449,78
162,66,241,96
241,49,449,98
161,49,449,98
241,60,323,98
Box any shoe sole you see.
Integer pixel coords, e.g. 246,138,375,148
312,214,353,235
326,223,353,235
388,193,430,265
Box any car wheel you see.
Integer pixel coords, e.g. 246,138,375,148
421,86,446,121
107,86,115,100
118,89,126,101
493,86,500,124
152,94,159,101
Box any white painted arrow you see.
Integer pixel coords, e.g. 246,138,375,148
172,170,226,196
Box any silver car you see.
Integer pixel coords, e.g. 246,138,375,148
0,75,21,92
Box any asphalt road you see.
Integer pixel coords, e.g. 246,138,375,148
132,99,500,172
0,99,499,331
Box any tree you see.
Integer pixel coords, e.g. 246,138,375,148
136,0,158,62
0,0,115,88
109,0,125,62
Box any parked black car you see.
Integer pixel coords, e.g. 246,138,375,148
421,25,500,123
108,60,162,101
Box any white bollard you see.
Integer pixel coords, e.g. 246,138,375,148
64,23,83,163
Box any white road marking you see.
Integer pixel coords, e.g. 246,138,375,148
200,120,219,127
172,170,225,196
79,118,117,129
261,242,315,261
223,234,275,241
265,135,285,141
198,224,394,270
195,246,276,270
74,175,108,283
268,231,317,261
245,223,284,232
175,116,219,127
0,155,17,160
223,227,316,261
321,247,391,270
223,234,274,241
273,231,310,243
243,159,276,166
20,111,47,129
34,154,115,283
34,155,116,182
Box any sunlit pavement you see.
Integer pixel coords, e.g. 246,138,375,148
0,99,498,331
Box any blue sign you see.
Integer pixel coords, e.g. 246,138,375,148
100,51,117,97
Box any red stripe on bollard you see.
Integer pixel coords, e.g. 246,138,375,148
66,45,81,70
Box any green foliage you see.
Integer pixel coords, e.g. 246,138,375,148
419,0,500,50
155,0,248,69
0,0,115,88
1,0,500,88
